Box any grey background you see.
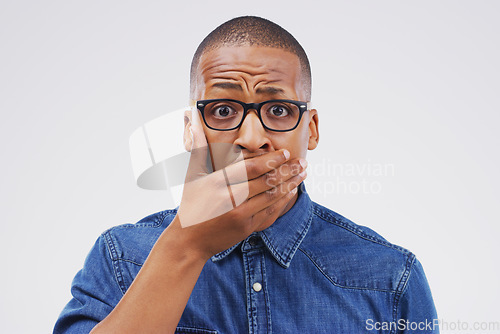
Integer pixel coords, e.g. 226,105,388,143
1,1,499,333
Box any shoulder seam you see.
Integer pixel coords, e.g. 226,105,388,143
98,209,175,295
392,252,416,331
312,204,410,255
102,231,127,295
297,246,395,293
104,210,174,231
134,209,173,227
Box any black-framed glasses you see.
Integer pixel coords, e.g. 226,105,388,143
195,99,309,132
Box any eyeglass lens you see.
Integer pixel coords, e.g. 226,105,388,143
202,100,301,131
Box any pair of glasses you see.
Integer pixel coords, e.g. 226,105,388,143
194,99,309,132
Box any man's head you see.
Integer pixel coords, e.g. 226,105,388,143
185,16,319,162
190,16,312,101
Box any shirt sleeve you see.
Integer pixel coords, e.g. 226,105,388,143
397,257,439,334
53,234,123,334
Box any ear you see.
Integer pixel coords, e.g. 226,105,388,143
183,108,193,152
307,109,319,150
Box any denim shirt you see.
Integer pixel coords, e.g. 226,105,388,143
54,187,438,333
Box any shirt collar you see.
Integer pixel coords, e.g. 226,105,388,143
211,184,313,268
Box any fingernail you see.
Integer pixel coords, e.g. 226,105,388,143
291,187,298,194
299,170,307,178
283,149,290,160
299,159,308,169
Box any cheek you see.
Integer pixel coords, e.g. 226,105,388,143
295,134,309,157
270,131,308,158
204,128,236,144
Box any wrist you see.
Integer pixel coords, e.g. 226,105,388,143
159,215,212,265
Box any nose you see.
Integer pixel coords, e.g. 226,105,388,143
233,110,273,152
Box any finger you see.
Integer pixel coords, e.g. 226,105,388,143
252,184,299,232
229,158,307,199
241,169,306,216
186,106,210,178
190,105,208,150
223,149,291,185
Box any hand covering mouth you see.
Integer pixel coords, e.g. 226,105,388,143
242,151,271,160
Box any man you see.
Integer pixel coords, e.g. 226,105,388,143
55,16,438,333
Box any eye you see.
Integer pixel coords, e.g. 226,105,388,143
268,104,290,117
212,105,237,118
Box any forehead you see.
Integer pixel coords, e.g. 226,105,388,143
195,46,305,100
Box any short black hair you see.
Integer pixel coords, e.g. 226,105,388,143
190,16,312,101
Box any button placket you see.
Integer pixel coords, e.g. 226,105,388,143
243,245,270,334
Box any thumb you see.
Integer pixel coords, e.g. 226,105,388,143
186,106,210,179
190,105,208,149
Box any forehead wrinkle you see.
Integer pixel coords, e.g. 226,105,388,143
206,72,283,91
200,53,285,77
204,66,276,80
197,47,302,99
199,54,291,84
206,75,294,99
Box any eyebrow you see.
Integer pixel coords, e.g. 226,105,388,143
256,86,286,95
211,82,243,91
211,82,286,96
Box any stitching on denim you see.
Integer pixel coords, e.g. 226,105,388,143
103,232,117,261
297,246,394,293
312,205,410,255
116,258,144,267
102,232,127,295
260,252,272,333
242,251,254,334
98,210,174,297
283,201,314,264
260,200,314,268
175,326,218,334
212,243,241,262
117,209,173,229
259,233,287,268
391,253,415,334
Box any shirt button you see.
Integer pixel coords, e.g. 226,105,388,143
248,236,259,246
252,282,262,292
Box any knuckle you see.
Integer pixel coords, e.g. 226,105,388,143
263,172,276,187
265,204,276,216
288,174,300,186
281,182,291,194
266,187,279,200
246,160,259,175
268,168,278,177
279,163,290,174
264,156,279,169
290,163,301,175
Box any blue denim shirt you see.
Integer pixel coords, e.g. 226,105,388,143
55,187,438,333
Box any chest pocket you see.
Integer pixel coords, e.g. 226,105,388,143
175,326,217,334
